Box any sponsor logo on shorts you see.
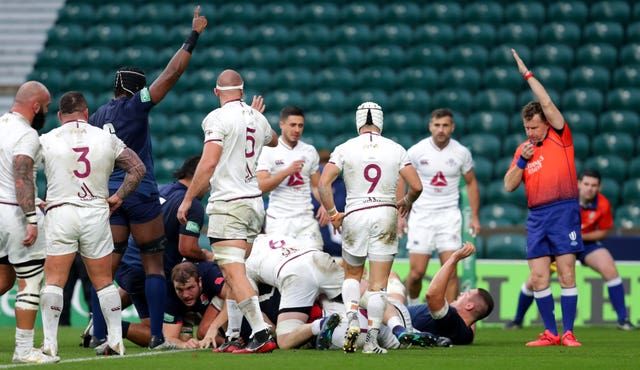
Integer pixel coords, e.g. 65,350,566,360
569,231,578,246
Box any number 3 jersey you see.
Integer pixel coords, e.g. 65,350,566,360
407,137,474,212
39,120,126,209
329,132,410,214
201,100,273,202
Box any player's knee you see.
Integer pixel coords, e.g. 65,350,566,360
113,241,128,255
14,260,45,311
275,319,305,348
138,237,167,255
213,245,246,265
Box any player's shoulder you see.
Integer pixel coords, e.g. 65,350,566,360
597,192,611,208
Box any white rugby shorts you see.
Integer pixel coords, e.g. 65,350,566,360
45,205,113,259
406,207,462,255
342,206,398,258
207,197,264,244
0,204,46,264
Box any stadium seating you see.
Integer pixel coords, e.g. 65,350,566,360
384,111,423,135
315,67,356,89
600,177,621,207
606,88,640,110
583,22,625,46
365,45,406,68
576,43,619,68
622,178,640,205
563,110,598,135
342,3,380,24
466,111,509,135
491,44,531,66
485,233,527,259
459,133,502,161
562,88,604,113
583,154,628,182
480,203,525,225
627,22,640,43
414,23,456,45
598,110,640,135
483,66,523,90
260,3,299,25
518,88,561,109
539,22,582,47
569,65,611,91
407,45,447,70
439,66,482,91
346,89,389,111
589,1,631,24
613,65,640,88
619,44,640,64
592,132,635,160
505,2,545,24
547,2,589,24
455,23,496,47
486,179,527,206
614,204,640,229
533,44,574,69
373,24,413,47
473,156,493,184
300,3,340,24
464,2,503,25
498,24,537,48
502,134,527,157
431,88,474,115
389,88,430,112
332,23,372,45
572,132,591,159
423,2,463,24
475,89,517,112
382,3,423,24
324,45,365,68
356,66,396,89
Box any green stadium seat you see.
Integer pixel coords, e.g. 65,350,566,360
614,204,640,229
304,133,331,151
407,44,447,69
64,69,106,93
283,45,324,68
613,66,640,89
622,178,640,205
329,133,355,150
264,90,306,112
304,111,340,134
382,3,423,24
292,24,332,46
386,133,415,149
385,111,423,135
218,4,258,23
439,67,481,91
530,65,567,91
126,25,169,48
591,133,635,160
87,25,128,49
57,3,95,26
96,4,136,25
606,88,640,110
493,156,514,179
619,44,640,65
346,89,389,112
627,157,640,178
576,43,618,68
563,110,598,135
432,88,474,115
569,65,611,91
505,2,545,23
192,47,238,70
584,155,627,182
28,68,65,92
160,134,203,159
598,111,640,135
490,45,531,66
455,23,496,47
589,1,630,24
325,45,365,68
74,46,117,70
307,89,348,113
447,45,488,68
414,23,455,45
398,67,439,91
481,203,525,225
459,133,502,160
35,47,75,71
547,2,589,24
365,45,406,67
473,156,493,184
502,134,527,157
562,88,604,114
463,2,503,25
210,24,251,46
423,2,463,24
627,22,640,43
498,24,537,48
178,90,218,114
342,3,380,24
483,66,522,90
600,177,621,207
635,3,640,21
539,22,582,47
260,3,299,25
155,157,181,184
332,23,372,44
583,22,625,46
137,3,176,24
485,233,527,259
152,93,181,115
356,66,396,89
389,89,430,112
242,68,274,92
149,113,171,135
252,24,293,46
180,69,219,91
475,89,516,113
272,68,313,90
373,24,413,46
46,24,85,49
486,179,527,206
115,46,159,70
241,46,281,69
533,44,574,69
315,67,356,89
572,132,590,159
467,111,509,135
300,3,340,24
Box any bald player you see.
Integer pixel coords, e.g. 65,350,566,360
178,69,279,354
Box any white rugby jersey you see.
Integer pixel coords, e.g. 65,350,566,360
246,234,313,287
408,137,474,211
257,138,319,217
40,120,125,208
202,100,273,202
330,132,410,213
0,112,41,203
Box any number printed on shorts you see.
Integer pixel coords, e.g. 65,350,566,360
73,147,91,178
364,164,381,193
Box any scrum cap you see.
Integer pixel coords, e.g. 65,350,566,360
114,67,146,96
356,101,383,133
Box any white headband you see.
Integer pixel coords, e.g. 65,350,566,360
215,83,244,91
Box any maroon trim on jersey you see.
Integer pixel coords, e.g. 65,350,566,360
45,203,69,212
224,194,262,202
344,203,397,218
205,139,222,143
0,201,19,206
276,249,317,279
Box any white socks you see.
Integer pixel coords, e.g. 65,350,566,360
40,285,64,351
97,284,122,349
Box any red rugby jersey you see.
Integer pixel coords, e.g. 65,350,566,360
581,192,613,233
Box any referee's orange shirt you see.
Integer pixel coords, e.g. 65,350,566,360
509,123,578,208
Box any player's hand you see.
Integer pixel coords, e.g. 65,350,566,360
251,95,265,113
316,205,330,227
469,218,481,237
22,224,38,247
192,6,208,34
396,196,413,219
330,213,344,234
177,200,192,225
453,241,475,261
286,160,305,175
521,141,534,160
397,215,408,238
107,195,123,215
180,338,200,349
511,48,529,75
199,335,215,349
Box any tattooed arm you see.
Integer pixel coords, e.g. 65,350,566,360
13,154,37,246
107,148,146,213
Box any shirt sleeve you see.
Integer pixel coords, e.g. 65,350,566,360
202,112,225,146
460,146,474,175
180,200,204,238
328,145,344,171
256,147,272,172
13,130,40,160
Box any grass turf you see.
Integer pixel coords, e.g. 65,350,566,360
0,326,637,369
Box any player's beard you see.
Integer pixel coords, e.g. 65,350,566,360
32,109,45,131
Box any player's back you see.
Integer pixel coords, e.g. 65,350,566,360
0,112,40,203
246,234,310,286
332,132,409,212
202,101,273,201
40,121,124,207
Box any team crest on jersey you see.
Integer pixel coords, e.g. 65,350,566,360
447,158,457,167
200,294,210,306
430,171,447,187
